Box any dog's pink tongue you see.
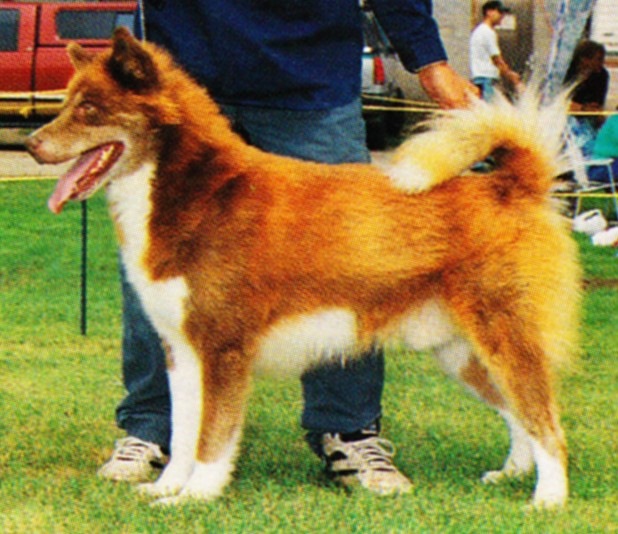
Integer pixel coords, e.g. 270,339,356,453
48,148,105,214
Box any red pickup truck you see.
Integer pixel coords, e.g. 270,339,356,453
0,0,136,125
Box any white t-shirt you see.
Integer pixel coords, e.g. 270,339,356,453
469,23,501,79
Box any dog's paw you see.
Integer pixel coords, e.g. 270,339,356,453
529,485,568,510
149,494,193,507
136,481,182,498
481,469,511,485
481,465,531,485
524,494,567,512
150,496,183,507
149,489,218,507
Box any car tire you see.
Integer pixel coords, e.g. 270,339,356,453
366,116,388,151
386,88,406,137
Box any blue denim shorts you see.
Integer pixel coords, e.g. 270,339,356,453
473,77,498,101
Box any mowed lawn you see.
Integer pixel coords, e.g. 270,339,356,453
1,180,617,533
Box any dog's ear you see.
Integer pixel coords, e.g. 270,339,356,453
68,43,95,71
107,27,160,93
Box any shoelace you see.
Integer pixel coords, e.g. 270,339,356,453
112,437,162,463
348,437,398,473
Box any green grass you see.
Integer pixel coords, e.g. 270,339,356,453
1,182,617,533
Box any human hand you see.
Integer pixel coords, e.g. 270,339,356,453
582,102,602,112
505,70,522,88
417,62,479,109
514,81,526,96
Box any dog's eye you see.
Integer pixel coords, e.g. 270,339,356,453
74,101,100,122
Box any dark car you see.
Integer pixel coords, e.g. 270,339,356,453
361,9,406,150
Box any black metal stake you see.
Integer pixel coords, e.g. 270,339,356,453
81,199,88,335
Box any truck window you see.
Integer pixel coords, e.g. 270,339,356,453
116,13,134,30
56,10,135,40
0,10,19,52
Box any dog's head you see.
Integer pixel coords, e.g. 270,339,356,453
27,28,186,213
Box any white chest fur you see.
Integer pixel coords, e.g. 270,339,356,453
106,164,189,341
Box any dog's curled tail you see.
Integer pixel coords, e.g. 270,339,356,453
385,90,569,194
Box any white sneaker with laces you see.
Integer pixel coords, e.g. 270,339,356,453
98,436,168,483
322,431,412,495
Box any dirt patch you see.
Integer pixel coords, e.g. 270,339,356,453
584,278,618,290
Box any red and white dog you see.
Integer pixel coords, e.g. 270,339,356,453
27,29,580,508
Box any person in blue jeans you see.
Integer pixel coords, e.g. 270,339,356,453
98,0,478,495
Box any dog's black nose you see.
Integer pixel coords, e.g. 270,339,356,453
25,134,41,154
24,134,47,163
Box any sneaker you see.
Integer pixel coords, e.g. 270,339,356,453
321,430,412,495
98,436,168,483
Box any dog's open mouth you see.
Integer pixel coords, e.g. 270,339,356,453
48,142,124,214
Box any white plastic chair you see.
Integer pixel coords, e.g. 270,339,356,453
564,129,618,218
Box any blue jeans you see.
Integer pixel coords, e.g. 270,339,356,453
116,99,385,452
473,77,498,101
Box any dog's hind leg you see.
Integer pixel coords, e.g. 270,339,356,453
475,334,566,507
434,339,535,483
480,409,535,484
441,297,568,508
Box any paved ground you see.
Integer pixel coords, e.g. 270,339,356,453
0,148,71,178
0,125,68,178
0,128,69,179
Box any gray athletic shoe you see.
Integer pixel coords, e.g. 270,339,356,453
98,436,168,483
322,430,412,495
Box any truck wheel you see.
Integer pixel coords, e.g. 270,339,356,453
386,89,406,136
366,116,388,151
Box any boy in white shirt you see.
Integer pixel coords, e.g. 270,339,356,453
470,1,521,100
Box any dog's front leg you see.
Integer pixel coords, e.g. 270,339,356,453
138,338,202,500
151,347,252,505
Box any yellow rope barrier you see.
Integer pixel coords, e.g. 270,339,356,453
362,105,440,113
554,192,618,199
0,176,57,182
361,93,618,116
569,110,618,117
363,94,439,108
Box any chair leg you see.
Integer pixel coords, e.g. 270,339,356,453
607,166,618,220
574,195,582,217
